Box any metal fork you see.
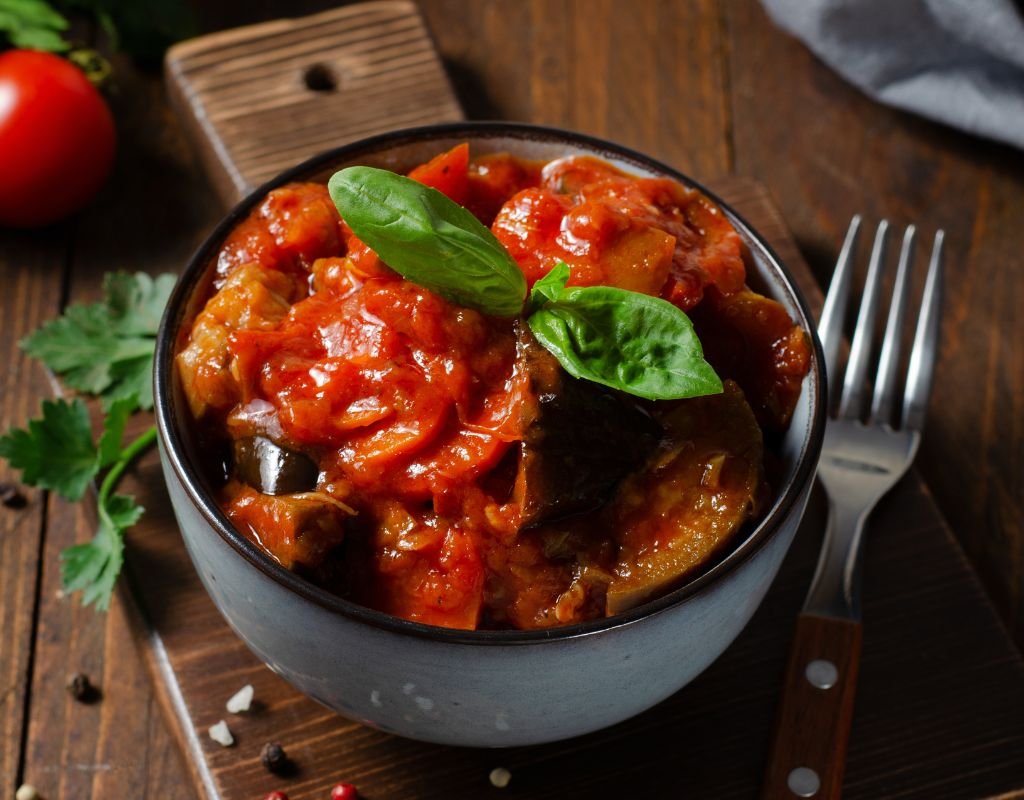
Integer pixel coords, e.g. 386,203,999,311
762,217,945,800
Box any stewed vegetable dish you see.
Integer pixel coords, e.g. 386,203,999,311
176,143,810,630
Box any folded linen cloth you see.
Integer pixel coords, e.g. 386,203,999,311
761,0,1024,150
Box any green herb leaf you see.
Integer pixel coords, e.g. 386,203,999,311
96,393,135,467
0,0,70,51
0,398,98,500
21,272,175,411
329,167,527,317
526,268,723,400
0,393,140,501
104,271,178,335
61,492,142,610
525,260,570,316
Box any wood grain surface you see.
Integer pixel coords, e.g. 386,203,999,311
0,233,65,800
724,0,1024,636
166,1,462,204
7,57,217,799
1,1,1022,798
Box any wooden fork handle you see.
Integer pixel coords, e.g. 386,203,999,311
761,613,862,800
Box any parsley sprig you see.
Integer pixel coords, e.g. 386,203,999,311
22,272,175,410
0,272,174,610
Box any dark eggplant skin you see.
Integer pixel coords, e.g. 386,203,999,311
513,323,661,527
233,436,319,495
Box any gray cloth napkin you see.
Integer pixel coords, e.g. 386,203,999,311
761,0,1024,150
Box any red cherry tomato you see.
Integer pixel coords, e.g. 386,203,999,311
0,50,116,227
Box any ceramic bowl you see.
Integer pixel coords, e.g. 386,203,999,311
154,122,826,747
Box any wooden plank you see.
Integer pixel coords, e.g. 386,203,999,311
419,0,731,180
114,177,1024,799
165,1,463,205
16,56,217,800
0,230,67,800
725,0,1024,638
10,4,1023,800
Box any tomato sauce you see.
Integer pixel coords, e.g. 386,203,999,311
177,144,811,630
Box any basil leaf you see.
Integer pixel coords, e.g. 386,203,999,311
526,260,570,315
527,285,723,400
329,166,527,317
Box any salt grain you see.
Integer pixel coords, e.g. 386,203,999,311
208,719,234,747
226,683,254,713
489,767,511,788
15,785,40,800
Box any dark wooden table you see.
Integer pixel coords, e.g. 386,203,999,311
2,1,1022,797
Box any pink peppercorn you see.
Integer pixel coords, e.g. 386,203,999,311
264,793,288,800
330,783,359,800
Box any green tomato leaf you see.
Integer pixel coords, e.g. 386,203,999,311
527,286,724,401
61,492,142,610
0,0,70,51
328,166,527,317
0,398,98,501
526,260,571,315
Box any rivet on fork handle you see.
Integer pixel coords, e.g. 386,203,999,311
761,614,863,800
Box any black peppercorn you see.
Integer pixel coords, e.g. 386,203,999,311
0,482,27,509
260,741,289,774
66,672,98,703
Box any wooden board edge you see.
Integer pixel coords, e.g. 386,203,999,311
163,0,461,209
167,1,420,62
117,572,219,800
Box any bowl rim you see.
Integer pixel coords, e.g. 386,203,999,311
155,121,826,646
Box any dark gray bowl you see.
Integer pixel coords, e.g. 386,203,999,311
155,122,825,747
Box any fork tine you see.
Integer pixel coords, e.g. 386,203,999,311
870,225,916,425
818,216,862,400
838,221,889,419
902,230,944,431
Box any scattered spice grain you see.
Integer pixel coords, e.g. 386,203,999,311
0,482,26,508
260,741,289,774
330,783,359,800
489,767,512,788
226,683,254,713
208,719,234,747
66,672,98,703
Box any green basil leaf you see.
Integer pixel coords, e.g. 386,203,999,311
328,166,527,317
527,286,723,400
526,260,571,315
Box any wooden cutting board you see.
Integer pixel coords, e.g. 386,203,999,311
133,3,1024,798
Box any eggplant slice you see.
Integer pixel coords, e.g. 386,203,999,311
512,323,661,527
605,380,764,615
233,435,319,495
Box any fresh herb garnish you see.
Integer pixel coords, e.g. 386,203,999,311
330,168,723,401
0,0,70,50
526,262,723,400
328,166,527,317
21,271,175,410
0,0,194,59
0,273,174,610
0,397,108,501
